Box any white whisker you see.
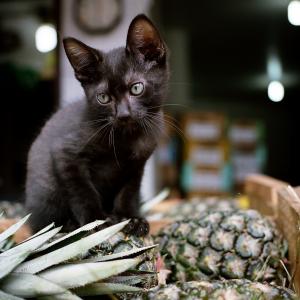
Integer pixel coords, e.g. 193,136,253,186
79,121,112,153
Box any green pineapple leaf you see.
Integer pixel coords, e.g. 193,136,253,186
38,258,141,289
84,244,157,263
0,273,68,298
34,219,106,254
25,223,55,241
0,227,61,280
0,290,24,300
15,220,130,274
0,216,156,299
0,251,28,280
0,227,61,257
0,214,31,244
74,282,143,296
37,292,82,300
108,274,157,286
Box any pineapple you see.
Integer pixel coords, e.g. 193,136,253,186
162,197,238,220
0,213,158,299
156,209,287,284
131,280,297,300
0,201,25,219
89,231,158,290
144,194,238,223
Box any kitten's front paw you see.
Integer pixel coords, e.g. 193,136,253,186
123,217,149,237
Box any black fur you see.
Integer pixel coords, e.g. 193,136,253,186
25,15,169,236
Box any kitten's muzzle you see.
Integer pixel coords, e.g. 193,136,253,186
116,101,132,123
117,115,131,124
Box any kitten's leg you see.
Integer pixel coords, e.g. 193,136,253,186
53,149,106,227
112,174,149,236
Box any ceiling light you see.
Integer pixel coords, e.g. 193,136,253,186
268,81,284,102
288,0,300,26
35,24,57,53
267,52,282,81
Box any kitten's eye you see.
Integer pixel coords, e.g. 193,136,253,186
130,82,144,96
96,93,111,104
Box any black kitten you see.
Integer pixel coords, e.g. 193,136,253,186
25,15,169,236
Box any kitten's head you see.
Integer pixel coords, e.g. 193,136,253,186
63,14,168,131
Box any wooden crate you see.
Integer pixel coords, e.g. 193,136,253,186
276,187,300,295
245,175,300,294
244,174,288,216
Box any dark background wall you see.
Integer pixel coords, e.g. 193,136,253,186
154,0,300,186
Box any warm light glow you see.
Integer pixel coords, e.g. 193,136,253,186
288,0,300,26
268,81,284,102
35,24,57,53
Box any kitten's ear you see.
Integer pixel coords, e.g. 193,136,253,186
126,14,166,65
63,37,102,82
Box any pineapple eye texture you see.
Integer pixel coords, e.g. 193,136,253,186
96,93,111,104
130,82,144,96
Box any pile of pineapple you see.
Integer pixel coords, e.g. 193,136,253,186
137,195,298,300
0,194,298,300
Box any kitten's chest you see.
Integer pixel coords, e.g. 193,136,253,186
87,133,156,180
89,154,139,192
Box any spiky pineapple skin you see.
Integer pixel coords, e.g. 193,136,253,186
132,280,297,300
156,209,287,283
164,197,237,220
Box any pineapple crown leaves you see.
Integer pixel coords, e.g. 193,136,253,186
0,218,62,280
80,243,158,263
0,214,31,245
0,214,158,299
24,222,55,241
38,292,82,300
38,258,142,289
15,220,131,274
0,290,24,300
1,272,69,298
33,219,106,254
108,274,157,286
0,226,62,258
74,282,144,297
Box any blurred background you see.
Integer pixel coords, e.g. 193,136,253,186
0,0,299,203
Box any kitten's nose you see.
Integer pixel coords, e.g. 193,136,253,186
117,102,131,122
118,114,131,123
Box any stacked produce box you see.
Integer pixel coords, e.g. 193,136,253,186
156,115,181,198
229,119,266,191
181,112,231,196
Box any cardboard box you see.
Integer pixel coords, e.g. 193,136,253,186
244,175,299,294
182,164,231,195
187,143,227,168
182,112,225,143
229,120,264,148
